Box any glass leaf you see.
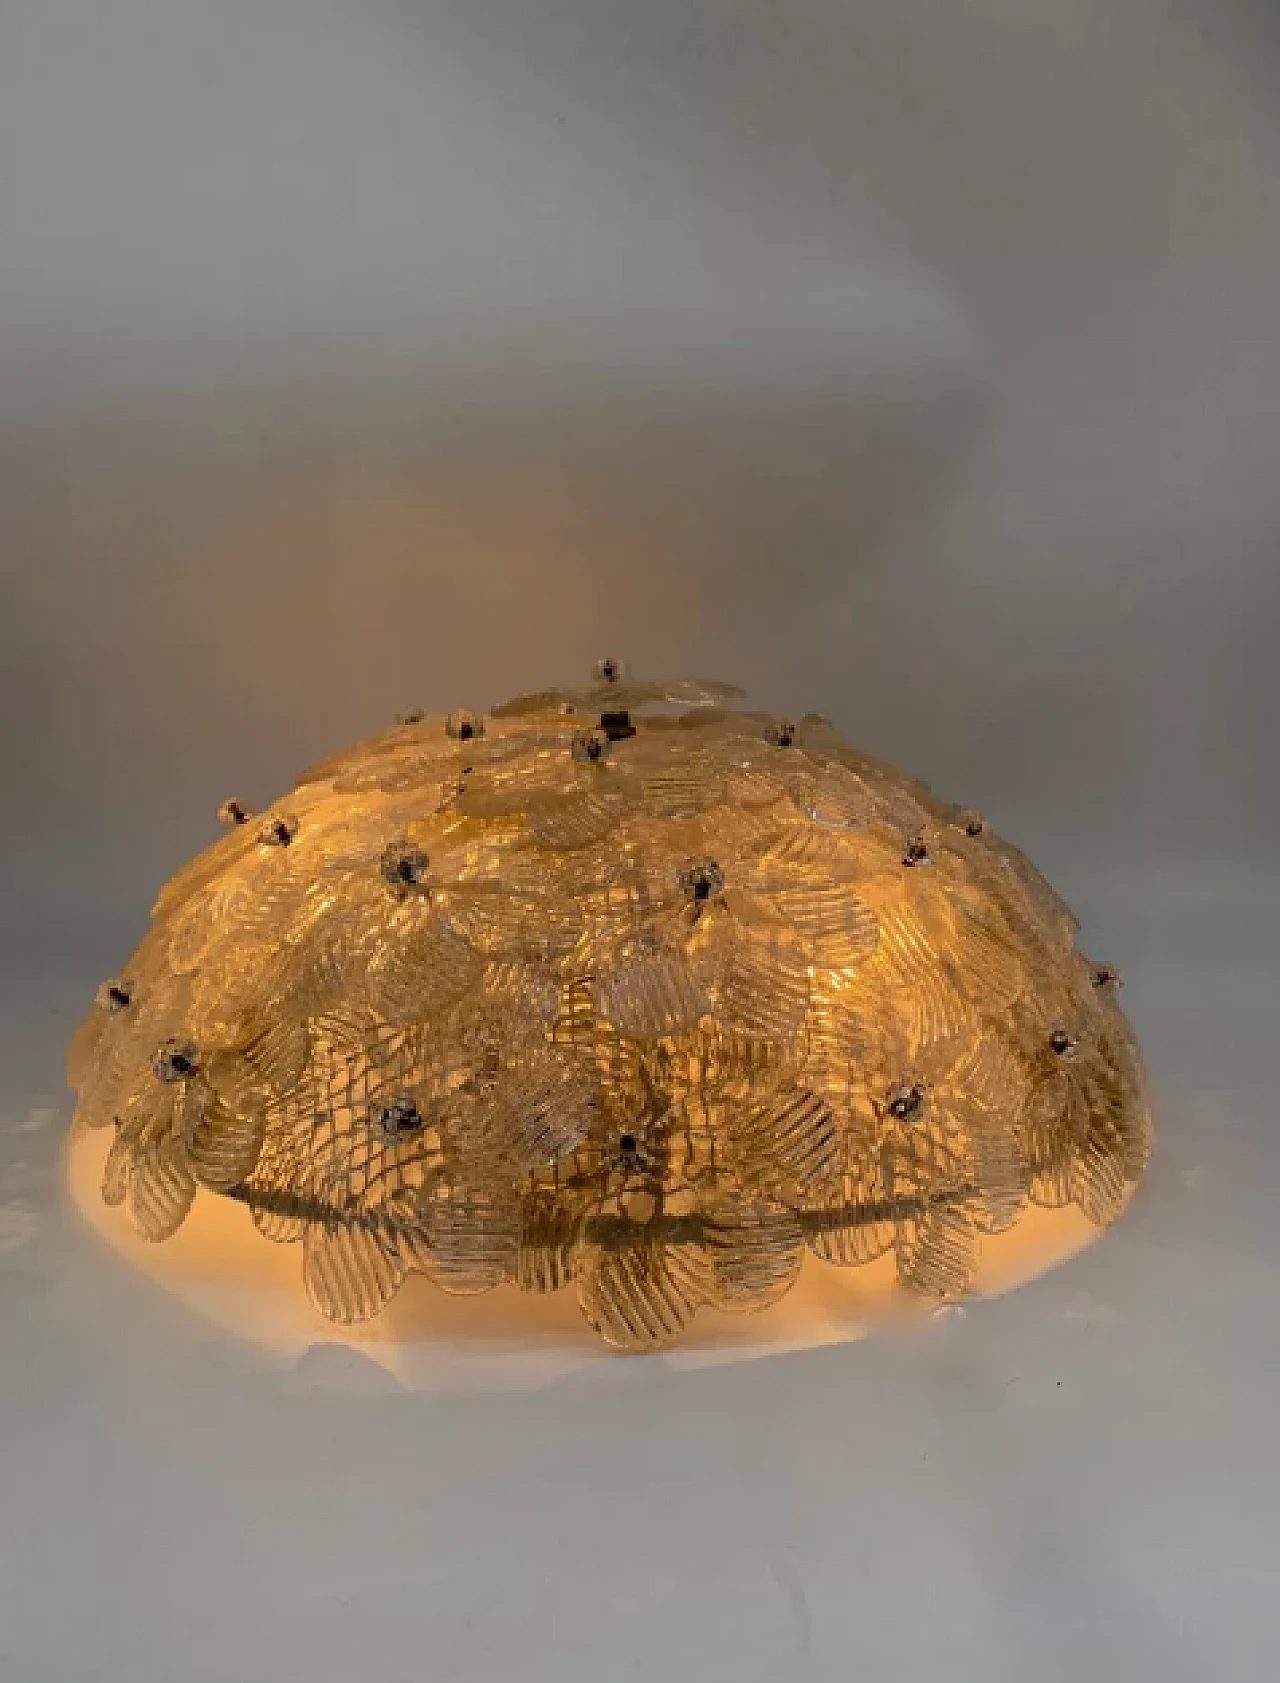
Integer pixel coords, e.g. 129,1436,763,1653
731,1084,843,1196
302,1214,406,1324
515,1191,583,1293
895,1195,979,1298
183,1087,266,1192
770,883,879,969
127,1131,197,1243
418,1186,518,1294
688,912,810,1042
802,1158,896,1266
700,1196,803,1312
593,945,708,1040
434,885,583,961
576,1227,706,1350
524,789,623,849
364,911,484,1024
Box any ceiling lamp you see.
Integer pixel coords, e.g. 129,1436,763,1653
68,666,1152,1350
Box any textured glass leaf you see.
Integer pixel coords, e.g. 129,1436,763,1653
303,1214,406,1323
857,892,945,991
895,1197,979,1299
802,1159,896,1266
477,959,560,1025
688,913,810,1041
418,1187,518,1294
951,901,1025,1010
525,789,623,848
1021,1070,1084,1209
795,766,879,831
701,1196,803,1311
434,885,583,960
722,767,789,808
593,946,708,1040
732,1084,843,1195
183,1086,266,1192
515,1192,582,1293
463,1051,596,1170
576,1229,706,1350
127,1132,197,1242
753,823,883,882
364,911,484,1023
1071,1130,1130,1227
770,883,879,969
638,759,726,819
908,970,976,1064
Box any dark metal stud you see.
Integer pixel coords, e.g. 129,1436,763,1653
678,859,726,904
259,814,299,848
371,1096,425,1137
886,1082,927,1124
1048,1026,1078,1059
598,708,635,742
380,840,431,893
95,977,134,1015
154,1039,198,1083
446,710,485,742
571,729,611,765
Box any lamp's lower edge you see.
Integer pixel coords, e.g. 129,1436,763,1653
67,1119,1105,1395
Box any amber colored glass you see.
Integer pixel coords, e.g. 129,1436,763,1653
68,672,1152,1349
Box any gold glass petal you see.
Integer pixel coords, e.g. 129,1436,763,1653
700,1195,804,1311
576,1221,708,1351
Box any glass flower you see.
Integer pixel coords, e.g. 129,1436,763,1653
68,672,1152,1349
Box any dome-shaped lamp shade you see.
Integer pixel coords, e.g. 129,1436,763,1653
68,670,1152,1351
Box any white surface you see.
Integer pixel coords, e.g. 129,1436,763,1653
3,875,1278,1681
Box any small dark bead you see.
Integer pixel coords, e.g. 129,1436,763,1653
154,1039,199,1083
95,978,133,1015
887,1082,927,1124
380,840,430,893
679,859,726,903
397,709,426,726
618,1134,638,1155
1048,1026,1078,1058
371,1096,425,1137
218,799,249,827
1091,963,1121,992
571,729,611,765
957,809,985,838
446,710,485,742
902,835,931,867
594,657,624,684
259,814,299,848
599,708,636,741
767,721,796,748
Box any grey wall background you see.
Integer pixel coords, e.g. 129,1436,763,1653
3,0,1278,967
3,8,1280,1683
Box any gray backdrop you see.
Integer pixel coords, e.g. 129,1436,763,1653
1,4,1278,1680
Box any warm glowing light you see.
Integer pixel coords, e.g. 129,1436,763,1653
68,670,1152,1352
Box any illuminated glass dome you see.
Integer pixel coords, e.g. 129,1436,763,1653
68,667,1153,1350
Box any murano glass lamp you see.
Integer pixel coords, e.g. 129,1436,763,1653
68,666,1152,1350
